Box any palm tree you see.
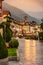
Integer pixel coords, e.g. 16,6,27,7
0,15,13,42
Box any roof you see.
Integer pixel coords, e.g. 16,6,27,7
0,0,4,1
3,11,11,16
13,20,39,27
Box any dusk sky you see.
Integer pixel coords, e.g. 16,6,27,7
4,0,43,19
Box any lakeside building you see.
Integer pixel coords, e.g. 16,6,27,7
2,10,11,22
0,0,4,23
0,0,40,36
10,19,40,36
0,0,4,17
0,0,4,35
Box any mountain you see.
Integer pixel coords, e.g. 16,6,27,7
28,12,43,20
3,2,41,24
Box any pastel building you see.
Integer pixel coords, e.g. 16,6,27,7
0,0,4,35
0,0,4,22
2,10,11,22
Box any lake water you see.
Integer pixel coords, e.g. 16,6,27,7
9,39,43,65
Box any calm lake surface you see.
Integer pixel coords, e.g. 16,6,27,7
9,39,43,65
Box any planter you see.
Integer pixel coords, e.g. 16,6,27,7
0,57,8,65
8,49,20,61
17,49,20,61
8,56,17,61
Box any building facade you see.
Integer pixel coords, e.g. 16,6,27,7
0,0,4,35
0,0,4,22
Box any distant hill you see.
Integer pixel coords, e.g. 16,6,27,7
28,12,43,20
3,2,41,24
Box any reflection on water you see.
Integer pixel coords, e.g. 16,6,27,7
25,40,36,60
19,39,43,65
24,40,36,65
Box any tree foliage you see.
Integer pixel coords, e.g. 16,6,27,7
0,34,8,59
40,18,43,30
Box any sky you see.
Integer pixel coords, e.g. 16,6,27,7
4,0,43,19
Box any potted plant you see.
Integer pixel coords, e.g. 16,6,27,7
0,33,8,65
8,39,19,61
9,39,19,48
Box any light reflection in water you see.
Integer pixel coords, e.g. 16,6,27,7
25,40,36,62
19,39,43,65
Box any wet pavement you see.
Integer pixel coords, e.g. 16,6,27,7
9,39,43,65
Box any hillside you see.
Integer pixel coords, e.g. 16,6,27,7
3,2,41,23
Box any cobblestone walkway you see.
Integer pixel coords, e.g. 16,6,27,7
9,39,43,65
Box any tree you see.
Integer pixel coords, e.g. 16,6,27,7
4,15,14,23
39,18,43,40
40,18,43,30
0,15,13,42
0,33,8,59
